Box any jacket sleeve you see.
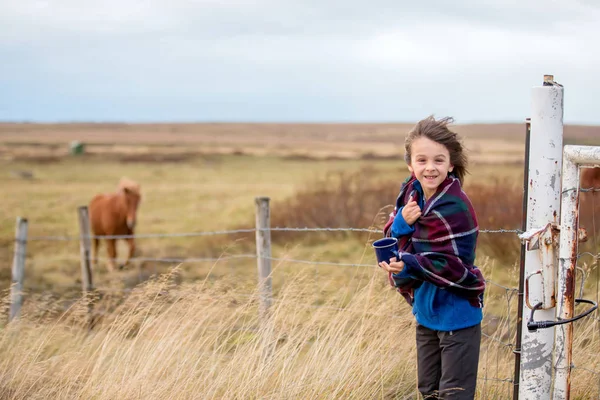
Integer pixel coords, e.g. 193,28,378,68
384,209,419,296
389,207,415,238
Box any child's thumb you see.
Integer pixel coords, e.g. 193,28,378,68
409,191,416,202
410,192,418,204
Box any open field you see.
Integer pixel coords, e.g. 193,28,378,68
1,122,600,399
3,122,600,143
2,122,600,164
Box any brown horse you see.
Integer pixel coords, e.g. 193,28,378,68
89,177,142,272
581,167,600,190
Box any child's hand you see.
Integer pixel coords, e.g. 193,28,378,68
379,257,405,274
401,194,421,225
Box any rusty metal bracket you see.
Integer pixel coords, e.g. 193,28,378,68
519,223,558,250
519,223,588,312
525,270,544,310
519,223,559,309
519,223,587,249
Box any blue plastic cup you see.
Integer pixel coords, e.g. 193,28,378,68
372,237,400,264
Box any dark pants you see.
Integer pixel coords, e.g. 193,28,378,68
416,324,481,399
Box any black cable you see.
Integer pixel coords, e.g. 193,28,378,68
527,299,598,332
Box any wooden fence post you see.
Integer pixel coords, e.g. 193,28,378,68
77,206,94,328
255,197,274,358
255,197,273,323
9,217,28,322
77,206,94,292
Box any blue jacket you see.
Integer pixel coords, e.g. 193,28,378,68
390,181,482,332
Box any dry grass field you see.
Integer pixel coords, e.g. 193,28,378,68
0,122,530,164
1,122,600,399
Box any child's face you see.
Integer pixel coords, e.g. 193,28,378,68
407,137,454,199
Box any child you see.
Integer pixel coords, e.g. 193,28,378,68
378,116,485,400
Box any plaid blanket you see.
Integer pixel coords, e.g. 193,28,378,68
383,174,485,308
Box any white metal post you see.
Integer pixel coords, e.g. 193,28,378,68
519,75,564,399
554,145,600,400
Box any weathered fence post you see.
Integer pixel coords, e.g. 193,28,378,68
255,197,273,323
78,206,94,292
78,206,94,328
518,74,564,399
9,217,28,322
255,197,275,358
554,145,600,399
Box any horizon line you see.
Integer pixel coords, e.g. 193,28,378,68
2,119,600,127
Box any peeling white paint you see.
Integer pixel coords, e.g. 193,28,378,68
520,81,563,400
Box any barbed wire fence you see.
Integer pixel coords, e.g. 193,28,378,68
3,188,600,398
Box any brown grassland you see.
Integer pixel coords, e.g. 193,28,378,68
1,122,600,399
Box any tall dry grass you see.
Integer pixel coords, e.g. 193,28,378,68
1,257,599,398
0,262,525,400
0,269,418,399
3,159,600,398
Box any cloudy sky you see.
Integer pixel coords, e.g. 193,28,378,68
1,0,599,123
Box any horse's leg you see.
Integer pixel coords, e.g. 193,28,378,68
122,238,136,269
106,239,117,272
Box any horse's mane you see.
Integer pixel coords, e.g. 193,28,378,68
118,177,141,195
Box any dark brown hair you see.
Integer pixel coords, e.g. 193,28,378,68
404,115,468,184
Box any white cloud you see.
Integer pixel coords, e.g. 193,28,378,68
1,0,599,122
